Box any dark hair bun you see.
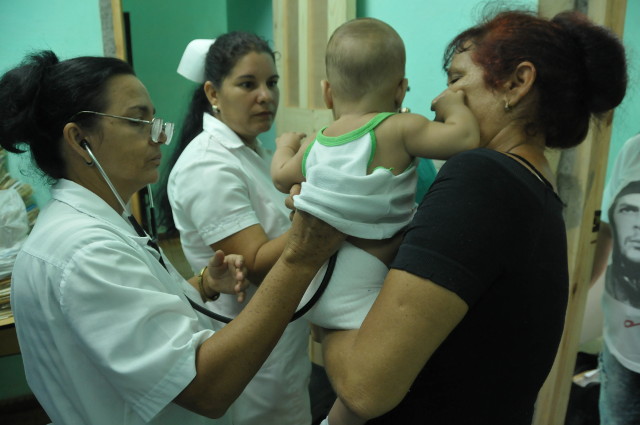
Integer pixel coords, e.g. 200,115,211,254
1,50,133,179
552,11,627,113
0,51,60,153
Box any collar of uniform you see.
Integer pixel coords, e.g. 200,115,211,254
51,179,141,238
51,180,168,269
202,112,265,153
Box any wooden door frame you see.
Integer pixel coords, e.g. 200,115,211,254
533,1,627,423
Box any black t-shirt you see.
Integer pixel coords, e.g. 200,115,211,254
371,148,569,425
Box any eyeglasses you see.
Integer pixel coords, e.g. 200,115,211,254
71,111,174,145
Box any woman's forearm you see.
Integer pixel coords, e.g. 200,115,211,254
177,251,324,417
177,211,345,417
323,270,468,419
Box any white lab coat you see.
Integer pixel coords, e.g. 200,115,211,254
11,179,227,425
168,114,312,425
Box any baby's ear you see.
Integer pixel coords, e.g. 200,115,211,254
321,80,333,109
395,77,409,109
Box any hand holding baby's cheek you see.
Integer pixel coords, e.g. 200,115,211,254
286,184,302,220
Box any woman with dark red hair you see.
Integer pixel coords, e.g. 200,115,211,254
264,9,628,425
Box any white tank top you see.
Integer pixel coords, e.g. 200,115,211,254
294,112,418,239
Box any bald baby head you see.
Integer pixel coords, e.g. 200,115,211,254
326,18,406,102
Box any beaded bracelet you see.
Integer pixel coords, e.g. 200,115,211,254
198,266,220,302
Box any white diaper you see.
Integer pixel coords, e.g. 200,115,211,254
298,241,388,329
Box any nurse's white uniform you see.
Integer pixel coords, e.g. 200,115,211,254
168,113,312,425
11,179,225,425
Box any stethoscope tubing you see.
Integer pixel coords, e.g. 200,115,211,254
186,252,336,324
83,142,335,323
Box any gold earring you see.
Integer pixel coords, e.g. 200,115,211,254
212,104,220,114
504,99,512,112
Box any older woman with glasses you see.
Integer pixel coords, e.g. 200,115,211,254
0,50,341,425
70,110,175,145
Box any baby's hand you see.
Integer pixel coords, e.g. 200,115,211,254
430,88,466,122
285,183,302,221
206,250,249,302
276,132,307,152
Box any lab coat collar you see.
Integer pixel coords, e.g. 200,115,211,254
51,179,142,239
50,180,169,273
202,112,266,154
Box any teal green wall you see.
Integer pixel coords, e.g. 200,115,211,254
607,0,640,184
228,0,273,35
0,0,104,209
0,1,103,69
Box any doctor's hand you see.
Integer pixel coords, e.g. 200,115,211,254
283,210,345,267
204,250,249,303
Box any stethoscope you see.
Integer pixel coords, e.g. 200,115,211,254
81,140,336,323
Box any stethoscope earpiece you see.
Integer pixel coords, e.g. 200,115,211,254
80,140,94,165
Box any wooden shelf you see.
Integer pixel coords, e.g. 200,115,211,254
0,315,15,328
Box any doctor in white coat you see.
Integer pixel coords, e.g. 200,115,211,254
3,49,340,425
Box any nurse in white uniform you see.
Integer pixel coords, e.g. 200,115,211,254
3,50,339,425
162,34,313,425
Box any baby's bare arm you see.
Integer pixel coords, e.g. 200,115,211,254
271,132,308,193
400,89,480,160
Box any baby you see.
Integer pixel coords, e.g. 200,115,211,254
272,17,479,332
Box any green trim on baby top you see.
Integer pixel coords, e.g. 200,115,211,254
301,112,395,178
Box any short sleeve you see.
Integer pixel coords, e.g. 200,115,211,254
60,238,214,421
171,153,259,244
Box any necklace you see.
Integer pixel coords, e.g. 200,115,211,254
504,151,555,191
